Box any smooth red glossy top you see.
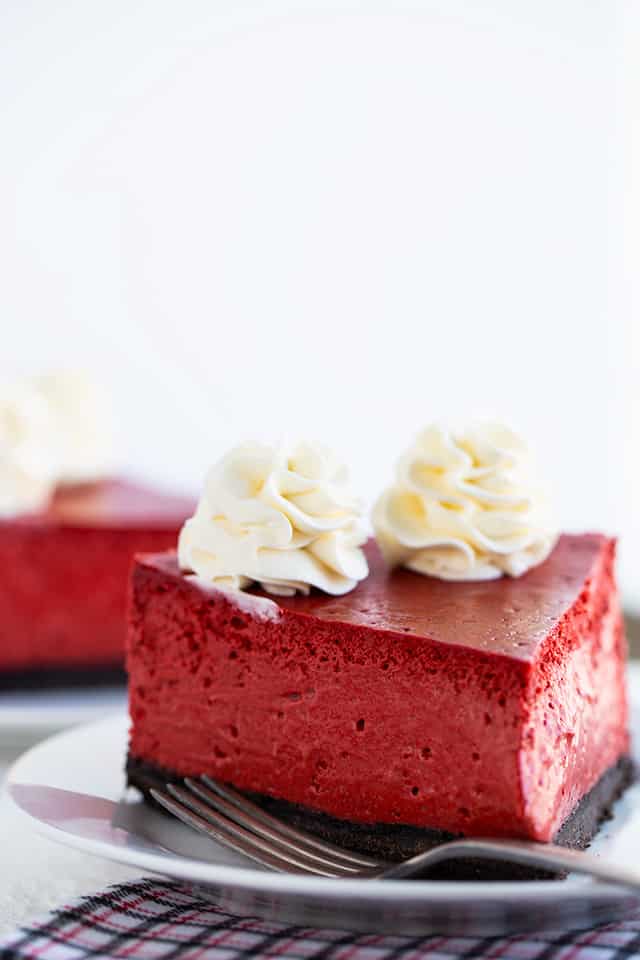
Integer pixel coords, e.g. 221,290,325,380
9,478,194,531
179,533,606,661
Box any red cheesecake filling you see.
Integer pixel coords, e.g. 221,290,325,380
0,479,193,673
127,535,628,841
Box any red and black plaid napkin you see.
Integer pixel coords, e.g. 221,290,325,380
1,879,640,960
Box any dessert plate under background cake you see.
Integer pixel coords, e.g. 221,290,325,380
0,686,126,753
7,670,640,938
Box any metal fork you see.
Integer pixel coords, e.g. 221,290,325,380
151,777,640,890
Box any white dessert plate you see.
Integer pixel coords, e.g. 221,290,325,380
0,686,127,749
6,668,640,937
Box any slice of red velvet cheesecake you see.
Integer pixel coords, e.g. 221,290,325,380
126,534,630,865
0,478,193,687
126,432,631,878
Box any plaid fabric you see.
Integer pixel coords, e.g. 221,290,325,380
2,879,640,960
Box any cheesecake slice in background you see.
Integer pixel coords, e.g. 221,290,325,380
0,372,193,687
0,478,192,687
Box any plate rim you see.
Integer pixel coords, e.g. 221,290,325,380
0,686,127,735
5,712,636,909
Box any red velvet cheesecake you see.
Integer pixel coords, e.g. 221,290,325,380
126,533,631,870
0,479,193,687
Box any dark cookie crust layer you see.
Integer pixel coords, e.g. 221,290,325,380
0,663,126,691
126,754,634,882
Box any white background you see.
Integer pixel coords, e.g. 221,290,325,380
1,1,638,600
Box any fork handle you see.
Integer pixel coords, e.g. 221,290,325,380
377,838,640,890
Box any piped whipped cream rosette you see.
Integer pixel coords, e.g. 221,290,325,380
178,440,369,596
0,381,59,517
34,372,114,484
373,422,557,581
0,372,114,517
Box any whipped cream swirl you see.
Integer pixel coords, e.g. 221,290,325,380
34,372,113,484
0,372,114,517
373,422,557,581
0,382,58,517
178,440,369,596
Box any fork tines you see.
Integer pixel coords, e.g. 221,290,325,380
150,775,383,878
